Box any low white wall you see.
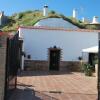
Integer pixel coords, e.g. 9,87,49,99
19,28,98,61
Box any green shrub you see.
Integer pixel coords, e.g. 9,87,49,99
83,64,93,76
59,14,66,18
15,13,24,19
24,10,33,14
49,10,56,14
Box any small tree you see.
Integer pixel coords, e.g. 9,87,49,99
50,10,56,14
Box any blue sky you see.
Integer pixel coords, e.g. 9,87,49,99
0,0,100,20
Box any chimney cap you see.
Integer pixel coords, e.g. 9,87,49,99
44,5,48,8
0,11,4,16
93,16,99,18
73,8,77,11
90,16,99,24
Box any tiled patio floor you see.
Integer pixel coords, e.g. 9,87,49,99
10,71,97,100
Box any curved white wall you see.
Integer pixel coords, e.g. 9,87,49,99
19,28,98,61
34,18,78,29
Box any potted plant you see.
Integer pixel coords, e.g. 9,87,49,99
83,64,93,76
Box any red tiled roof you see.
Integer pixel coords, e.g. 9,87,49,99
18,26,100,32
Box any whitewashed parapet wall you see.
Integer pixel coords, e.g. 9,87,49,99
19,27,98,61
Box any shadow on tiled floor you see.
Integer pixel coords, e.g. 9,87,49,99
9,87,58,100
9,71,97,100
18,71,73,77
9,87,97,100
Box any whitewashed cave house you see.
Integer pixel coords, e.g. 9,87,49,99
18,5,99,71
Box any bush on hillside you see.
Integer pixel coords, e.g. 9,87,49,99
50,10,56,14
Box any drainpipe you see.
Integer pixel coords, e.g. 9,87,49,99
18,28,24,70
98,32,100,100
21,43,24,70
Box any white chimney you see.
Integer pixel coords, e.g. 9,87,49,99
0,11,4,25
92,16,99,24
43,5,48,16
82,17,85,23
73,9,77,18
0,11,4,18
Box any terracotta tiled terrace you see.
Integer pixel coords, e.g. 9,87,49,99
10,71,97,100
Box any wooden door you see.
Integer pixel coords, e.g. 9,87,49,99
49,49,61,71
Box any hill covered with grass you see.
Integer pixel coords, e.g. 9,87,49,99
1,10,100,32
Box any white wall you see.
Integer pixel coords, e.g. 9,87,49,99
34,18,78,29
19,28,98,61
